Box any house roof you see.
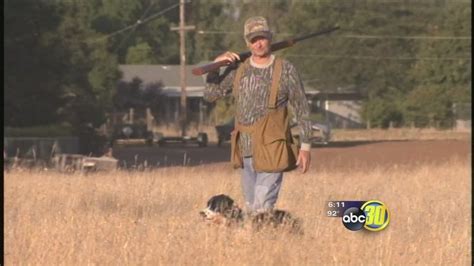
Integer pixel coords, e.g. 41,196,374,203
118,64,362,100
118,64,208,97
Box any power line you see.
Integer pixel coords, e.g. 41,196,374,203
202,49,470,61
286,53,471,61
196,30,238,34
196,30,471,40
341,34,471,40
113,1,156,53
87,3,180,44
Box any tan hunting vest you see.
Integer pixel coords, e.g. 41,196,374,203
230,57,299,172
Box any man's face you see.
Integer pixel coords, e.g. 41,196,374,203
248,36,271,57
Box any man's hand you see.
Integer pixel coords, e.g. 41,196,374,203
214,51,240,64
296,150,311,174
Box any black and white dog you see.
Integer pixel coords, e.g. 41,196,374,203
200,194,303,234
199,194,244,226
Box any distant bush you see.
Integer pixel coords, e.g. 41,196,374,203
4,124,75,137
308,113,326,123
361,99,404,129
210,96,235,125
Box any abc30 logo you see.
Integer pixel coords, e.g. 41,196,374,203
342,200,390,231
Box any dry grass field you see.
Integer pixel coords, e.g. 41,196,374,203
153,125,471,144
330,128,470,141
4,139,471,265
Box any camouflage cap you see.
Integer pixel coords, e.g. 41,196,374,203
244,16,272,43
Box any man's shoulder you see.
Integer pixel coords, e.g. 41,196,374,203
276,57,297,72
275,56,292,64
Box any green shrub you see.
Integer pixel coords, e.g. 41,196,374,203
4,124,75,137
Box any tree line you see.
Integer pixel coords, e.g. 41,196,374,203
4,0,471,132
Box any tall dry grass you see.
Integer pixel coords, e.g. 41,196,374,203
4,157,471,265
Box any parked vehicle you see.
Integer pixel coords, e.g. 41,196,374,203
112,123,154,146
310,122,331,144
215,119,234,147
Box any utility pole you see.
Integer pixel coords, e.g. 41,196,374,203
171,0,195,137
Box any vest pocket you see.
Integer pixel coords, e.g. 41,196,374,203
261,109,287,144
253,108,298,172
230,131,243,169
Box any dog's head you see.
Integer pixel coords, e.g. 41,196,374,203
200,194,243,225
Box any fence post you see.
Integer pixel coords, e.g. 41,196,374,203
129,108,134,124
146,108,154,131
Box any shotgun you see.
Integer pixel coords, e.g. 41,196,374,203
191,26,340,76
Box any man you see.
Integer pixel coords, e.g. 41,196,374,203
204,16,312,215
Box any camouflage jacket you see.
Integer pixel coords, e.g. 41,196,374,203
204,55,312,157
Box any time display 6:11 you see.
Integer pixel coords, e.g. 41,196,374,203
327,201,345,208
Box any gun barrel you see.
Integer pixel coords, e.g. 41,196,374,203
191,26,339,76
292,26,340,43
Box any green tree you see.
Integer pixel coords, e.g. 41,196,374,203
55,1,120,128
90,0,181,64
210,97,235,125
189,0,235,63
405,2,471,127
4,0,65,126
88,43,121,112
113,77,168,123
404,85,456,128
4,0,470,132
125,42,155,64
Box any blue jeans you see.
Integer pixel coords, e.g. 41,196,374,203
241,157,283,214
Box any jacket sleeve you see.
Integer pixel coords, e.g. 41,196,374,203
286,63,312,149
203,65,237,103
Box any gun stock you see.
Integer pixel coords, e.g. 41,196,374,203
192,26,339,76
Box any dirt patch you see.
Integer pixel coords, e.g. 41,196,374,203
312,140,470,172
112,140,471,171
